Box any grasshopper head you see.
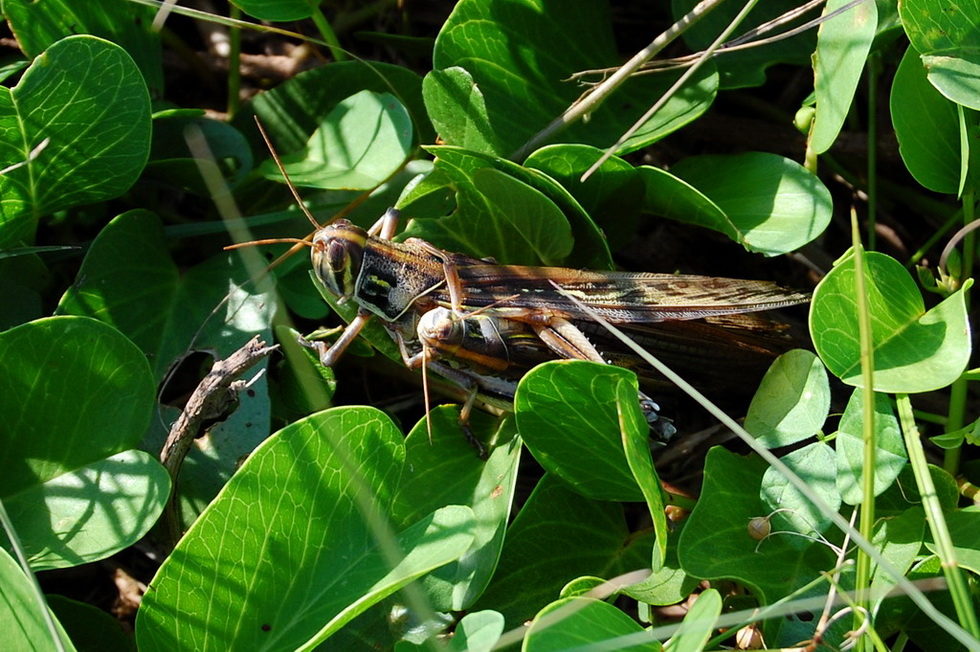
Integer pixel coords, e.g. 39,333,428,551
417,307,466,350
311,219,367,301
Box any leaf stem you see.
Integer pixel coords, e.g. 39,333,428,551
850,211,875,645
310,5,347,61
944,189,975,475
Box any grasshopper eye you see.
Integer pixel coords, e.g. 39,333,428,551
312,228,363,300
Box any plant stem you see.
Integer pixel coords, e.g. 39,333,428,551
866,51,879,250
896,394,980,638
227,4,242,118
311,5,346,61
945,189,975,475
851,211,875,645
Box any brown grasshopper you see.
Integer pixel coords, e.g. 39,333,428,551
299,209,808,446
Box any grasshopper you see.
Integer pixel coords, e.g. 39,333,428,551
307,208,808,366
300,209,808,448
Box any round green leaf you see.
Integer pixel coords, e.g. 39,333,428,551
524,144,645,251
810,249,972,392
446,610,505,652
901,0,980,111
263,91,413,190
0,36,151,246
0,316,155,498
47,594,132,652
678,448,835,610
525,597,658,652
836,389,907,505
399,148,577,266
237,61,431,155
743,350,830,449
668,152,832,255
890,45,961,193
5,450,170,571
136,407,475,652
761,442,840,547
515,361,645,502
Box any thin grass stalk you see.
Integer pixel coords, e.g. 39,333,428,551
945,188,975,475
0,499,67,652
310,5,346,62
227,4,242,118
895,394,980,638
851,211,876,648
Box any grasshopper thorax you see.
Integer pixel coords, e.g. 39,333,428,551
311,219,367,302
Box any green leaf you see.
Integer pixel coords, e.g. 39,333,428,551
516,361,645,502
900,0,980,111
4,0,163,95
426,0,717,157
664,589,721,652
399,147,581,266
474,474,651,627
145,115,254,192
666,152,832,255
869,508,924,608
761,442,841,547
890,45,961,193
391,408,521,611
524,144,645,251
619,379,668,570
744,350,830,448
810,0,878,153
810,249,973,392
47,594,135,652
445,610,505,652
136,407,475,651
262,91,414,190
923,506,980,575
5,450,170,571
0,316,155,498
836,389,908,505
0,36,151,247
524,597,659,651
622,523,699,607
231,0,316,22
0,548,74,651
236,61,432,156
679,448,834,611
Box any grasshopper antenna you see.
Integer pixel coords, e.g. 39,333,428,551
253,117,321,231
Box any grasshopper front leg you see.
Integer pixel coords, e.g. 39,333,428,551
301,308,374,367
